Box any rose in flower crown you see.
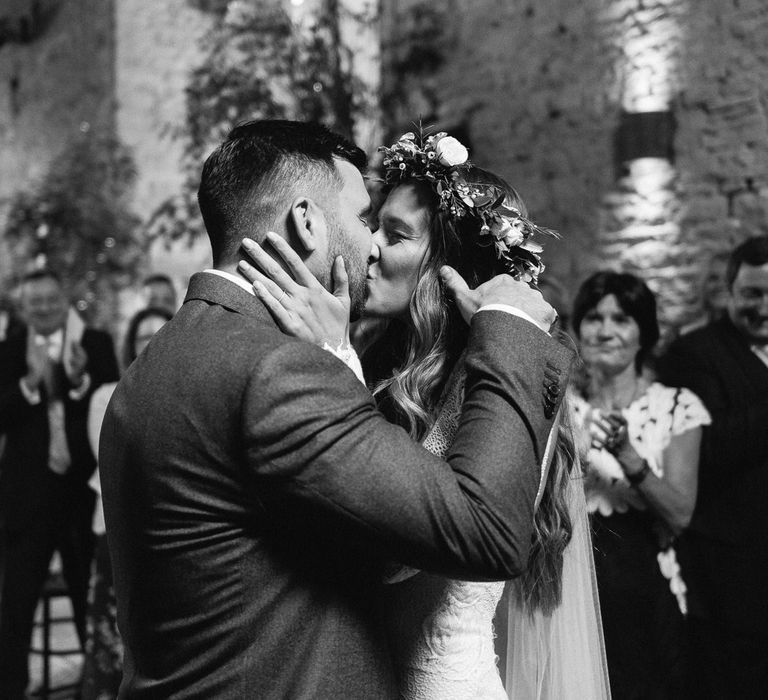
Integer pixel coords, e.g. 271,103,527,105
378,129,557,281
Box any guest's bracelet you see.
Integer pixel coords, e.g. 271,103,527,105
625,460,652,486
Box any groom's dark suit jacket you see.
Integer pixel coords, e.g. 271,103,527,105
101,273,574,699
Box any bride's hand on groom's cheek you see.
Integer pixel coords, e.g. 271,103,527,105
440,266,557,332
238,234,351,348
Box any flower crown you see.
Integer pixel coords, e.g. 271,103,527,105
378,129,557,281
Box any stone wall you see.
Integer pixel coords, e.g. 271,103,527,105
0,0,115,288
114,0,213,308
0,0,213,308
381,0,768,336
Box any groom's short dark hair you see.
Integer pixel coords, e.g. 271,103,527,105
198,119,367,265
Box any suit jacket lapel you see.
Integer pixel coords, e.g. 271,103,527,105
715,317,768,391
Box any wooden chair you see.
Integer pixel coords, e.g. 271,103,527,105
28,570,82,699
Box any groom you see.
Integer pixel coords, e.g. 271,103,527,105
100,119,574,698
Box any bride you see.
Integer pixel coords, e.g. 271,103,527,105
239,129,610,699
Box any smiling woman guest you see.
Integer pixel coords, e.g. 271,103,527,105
568,270,711,699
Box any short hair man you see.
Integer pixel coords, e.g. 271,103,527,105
141,273,177,314
0,270,119,698
659,235,768,699
100,120,573,698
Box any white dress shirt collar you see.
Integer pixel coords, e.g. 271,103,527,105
203,269,256,296
752,344,768,369
35,328,64,361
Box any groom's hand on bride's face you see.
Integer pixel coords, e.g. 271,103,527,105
440,266,557,331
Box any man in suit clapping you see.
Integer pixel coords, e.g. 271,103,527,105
0,270,119,698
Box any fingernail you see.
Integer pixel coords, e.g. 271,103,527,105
266,231,278,241
338,256,345,268
237,260,250,271
439,266,451,279
242,238,255,248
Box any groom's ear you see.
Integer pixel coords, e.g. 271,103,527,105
288,196,327,254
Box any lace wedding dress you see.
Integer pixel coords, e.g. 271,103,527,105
383,365,611,700
386,367,508,700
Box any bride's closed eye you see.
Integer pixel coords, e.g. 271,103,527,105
384,227,407,243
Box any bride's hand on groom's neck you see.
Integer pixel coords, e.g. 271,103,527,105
440,266,557,332
238,235,350,348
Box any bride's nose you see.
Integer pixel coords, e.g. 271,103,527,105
369,231,383,264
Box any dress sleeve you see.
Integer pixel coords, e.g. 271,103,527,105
669,386,712,436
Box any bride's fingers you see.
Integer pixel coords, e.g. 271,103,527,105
241,238,299,294
251,279,300,334
265,232,321,288
238,260,290,304
331,256,350,305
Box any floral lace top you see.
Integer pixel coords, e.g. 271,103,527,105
570,383,710,517
570,382,711,613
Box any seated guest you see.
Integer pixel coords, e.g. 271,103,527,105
81,306,173,700
568,270,709,699
658,235,768,699
0,270,119,700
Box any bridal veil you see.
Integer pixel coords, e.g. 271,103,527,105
505,464,611,699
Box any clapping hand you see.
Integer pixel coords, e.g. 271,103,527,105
23,330,48,390
439,266,557,330
65,341,88,385
238,233,350,348
589,411,628,455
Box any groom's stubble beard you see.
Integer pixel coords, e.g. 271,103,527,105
325,220,368,321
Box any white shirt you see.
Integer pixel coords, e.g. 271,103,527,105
753,344,768,369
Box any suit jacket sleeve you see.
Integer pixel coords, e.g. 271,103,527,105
243,311,574,580
0,336,37,433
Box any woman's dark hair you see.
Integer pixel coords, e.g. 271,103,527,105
725,234,768,289
123,307,173,367
571,271,660,372
363,167,573,614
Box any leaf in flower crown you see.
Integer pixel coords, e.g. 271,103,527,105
519,239,544,254
492,192,507,208
497,204,520,218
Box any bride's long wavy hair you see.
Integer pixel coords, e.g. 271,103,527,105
362,169,575,614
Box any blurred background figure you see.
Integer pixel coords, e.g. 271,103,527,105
659,235,768,700
568,271,709,699
0,294,24,469
81,305,173,700
0,294,24,344
0,269,119,699
140,274,177,315
678,250,731,336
